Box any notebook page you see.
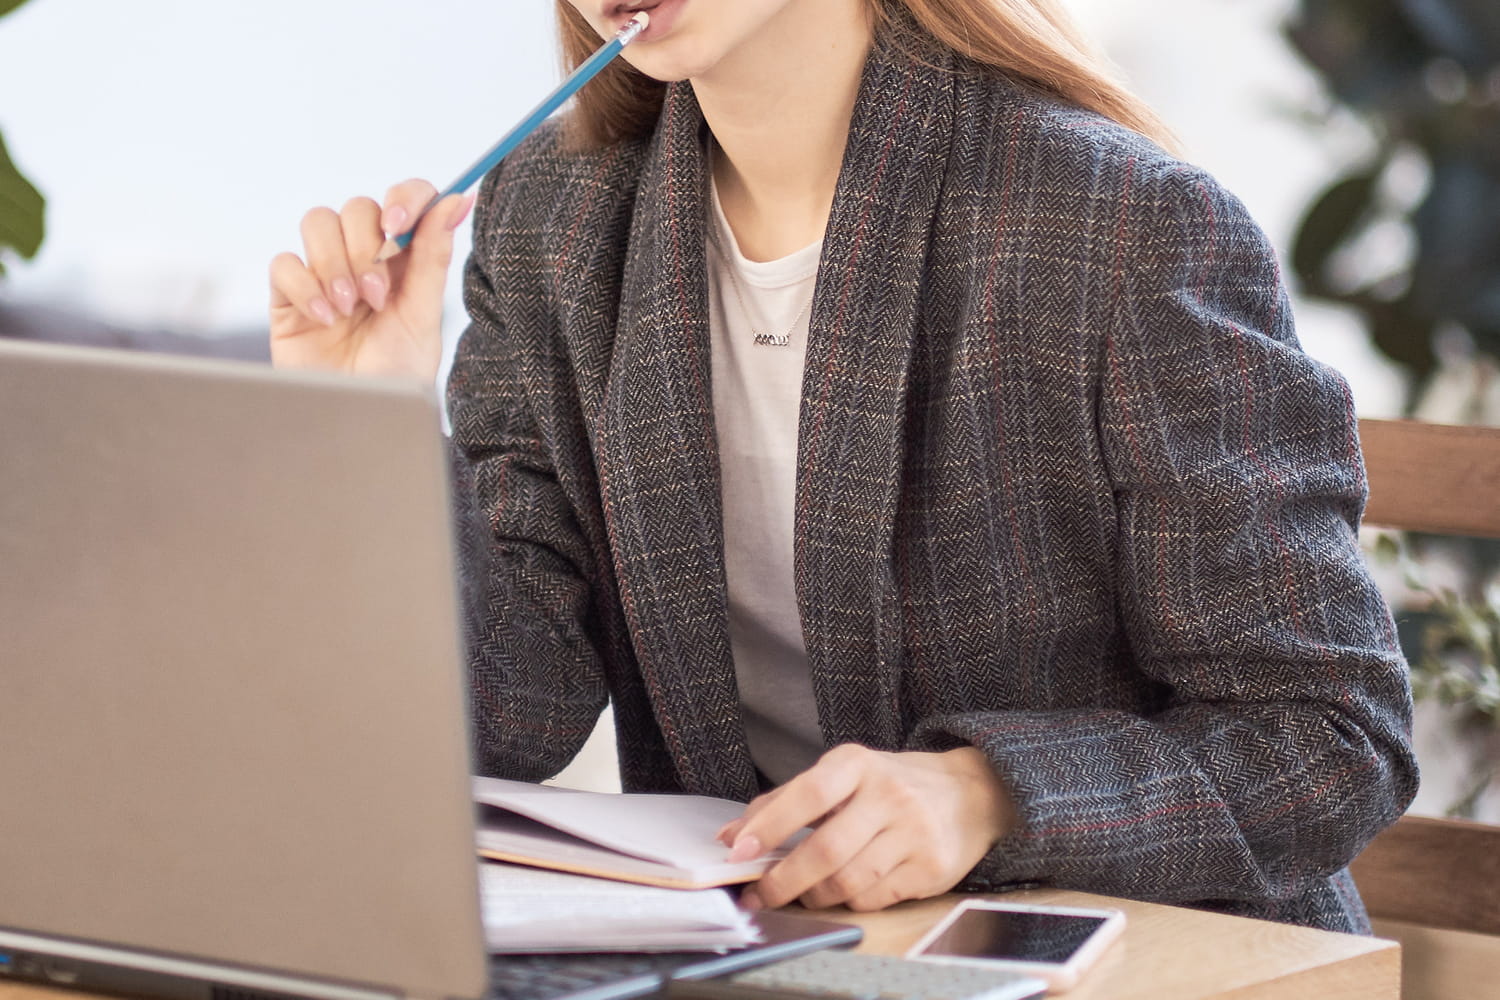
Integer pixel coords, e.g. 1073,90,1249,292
479,862,759,953
472,776,806,867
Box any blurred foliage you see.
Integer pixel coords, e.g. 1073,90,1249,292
1286,0,1500,397
1291,1,1500,817
0,0,44,278
1377,534,1500,817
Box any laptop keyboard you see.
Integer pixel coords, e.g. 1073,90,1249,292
487,951,696,1000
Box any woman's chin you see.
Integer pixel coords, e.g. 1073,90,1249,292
630,61,694,84
621,37,727,84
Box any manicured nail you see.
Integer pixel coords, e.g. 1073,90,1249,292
727,834,763,864
383,205,408,236
360,272,387,311
331,277,356,316
309,297,336,326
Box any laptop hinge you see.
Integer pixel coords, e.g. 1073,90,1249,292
0,928,400,1000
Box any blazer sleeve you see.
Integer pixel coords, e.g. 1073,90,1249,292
908,163,1419,905
446,168,610,781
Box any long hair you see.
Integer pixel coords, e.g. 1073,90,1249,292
555,0,1176,151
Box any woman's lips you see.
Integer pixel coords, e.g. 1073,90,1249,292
607,0,681,41
608,1,657,30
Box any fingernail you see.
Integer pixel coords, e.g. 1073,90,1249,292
447,194,476,232
331,277,356,316
740,888,763,912
309,297,336,326
383,205,409,236
727,834,763,864
360,272,387,311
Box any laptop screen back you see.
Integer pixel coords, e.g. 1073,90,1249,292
0,341,488,1000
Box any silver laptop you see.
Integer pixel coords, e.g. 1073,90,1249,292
0,338,490,1000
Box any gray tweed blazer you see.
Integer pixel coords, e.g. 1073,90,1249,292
447,25,1418,934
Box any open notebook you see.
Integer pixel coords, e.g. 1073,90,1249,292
474,777,809,890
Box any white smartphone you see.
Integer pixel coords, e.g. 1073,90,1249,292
905,900,1126,992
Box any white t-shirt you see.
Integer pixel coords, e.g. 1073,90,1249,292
706,180,825,786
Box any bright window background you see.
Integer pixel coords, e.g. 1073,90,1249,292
0,0,553,370
0,0,1405,412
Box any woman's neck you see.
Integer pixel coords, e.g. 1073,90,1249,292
692,1,873,262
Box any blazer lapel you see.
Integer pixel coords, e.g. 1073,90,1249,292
596,83,758,801
798,32,957,751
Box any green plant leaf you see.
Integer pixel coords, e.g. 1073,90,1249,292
0,0,33,19
1292,169,1382,294
1367,299,1437,382
0,128,45,277
1285,0,1431,111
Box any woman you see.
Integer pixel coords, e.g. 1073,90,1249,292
269,0,1418,932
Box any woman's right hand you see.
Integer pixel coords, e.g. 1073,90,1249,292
268,179,474,383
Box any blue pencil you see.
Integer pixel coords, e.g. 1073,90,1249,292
377,12,650,262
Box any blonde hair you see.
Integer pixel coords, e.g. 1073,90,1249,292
555,0,1176,151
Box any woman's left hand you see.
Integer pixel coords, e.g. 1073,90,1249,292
720,743,1015,912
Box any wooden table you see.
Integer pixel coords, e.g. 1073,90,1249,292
0,888,1397,1000
835,888,1398,999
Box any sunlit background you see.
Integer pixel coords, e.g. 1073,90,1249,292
1,0,1493,818
0,0,1404,405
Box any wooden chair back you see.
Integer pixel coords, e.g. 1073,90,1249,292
1352,419,1500,999
1348,813,1500,936
1359,418,1500,539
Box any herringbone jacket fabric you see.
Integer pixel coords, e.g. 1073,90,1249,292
447,24,1418,934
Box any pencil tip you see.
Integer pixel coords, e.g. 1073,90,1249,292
373,239,402,265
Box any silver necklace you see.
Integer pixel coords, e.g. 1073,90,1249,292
707,218,813,349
